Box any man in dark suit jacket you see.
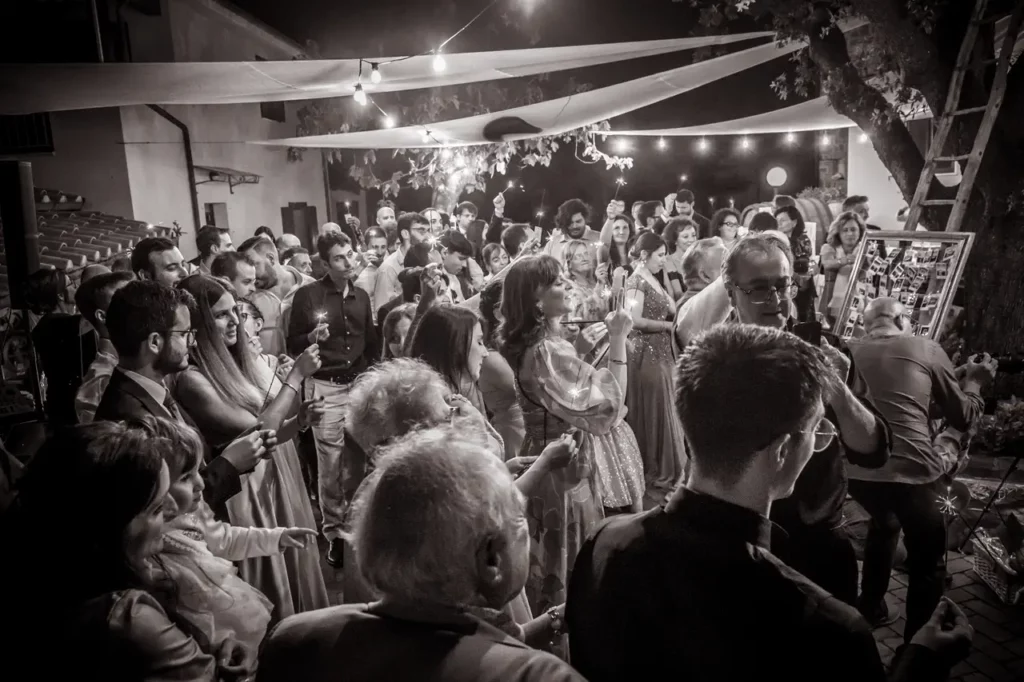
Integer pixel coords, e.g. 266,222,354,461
257,426,582,682
97,281,255,517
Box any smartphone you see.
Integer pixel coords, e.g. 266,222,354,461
792,321,822,346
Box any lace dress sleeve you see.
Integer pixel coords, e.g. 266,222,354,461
524,337,625,436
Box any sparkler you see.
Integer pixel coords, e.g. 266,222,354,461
501,181,519,195
613,177,626,200
937,484,961,584
566,361,586,405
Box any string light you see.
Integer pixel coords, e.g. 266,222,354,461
858,132,869,143
432,51,447,73
536,210,544,218
612,138,632,154
657,137,667,151
784,132,796,144
353,83,367,106
820,134,831,147
739,136,753,151
370,63,382,84
697,138,710,153
680,174,688,182
382,113,395,128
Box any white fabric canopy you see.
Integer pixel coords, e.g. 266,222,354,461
0,33,771,115
601,95,933,138
605,97,857,136
254,20,864,150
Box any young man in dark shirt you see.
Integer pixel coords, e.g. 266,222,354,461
567,324,972,682
725,233,892,604
287,231,377,567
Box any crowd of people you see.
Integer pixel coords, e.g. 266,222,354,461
0,183,998,681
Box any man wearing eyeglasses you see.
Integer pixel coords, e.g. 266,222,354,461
845,298,994,641
682,232,893,606
97,281,271,520
568,324,965,682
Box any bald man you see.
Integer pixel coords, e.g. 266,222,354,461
845,296,995,640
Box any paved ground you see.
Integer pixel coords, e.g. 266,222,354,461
878,552,1024,682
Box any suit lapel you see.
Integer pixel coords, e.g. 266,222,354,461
112,368,173,420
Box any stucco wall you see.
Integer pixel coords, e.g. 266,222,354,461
119,101,325,259
168,0,300,61
846,128,908,231
5,109,135,220
120,105,195,254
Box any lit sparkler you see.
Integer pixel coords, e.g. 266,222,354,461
501,181,518,195
937,484,959,580
315,311,328,325
613,177,626,200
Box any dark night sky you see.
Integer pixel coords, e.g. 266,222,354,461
232,0,821,218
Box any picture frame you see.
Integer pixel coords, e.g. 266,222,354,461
834,230,975,342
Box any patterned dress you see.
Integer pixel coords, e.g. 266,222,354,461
625,272,689,494
513,337,642,618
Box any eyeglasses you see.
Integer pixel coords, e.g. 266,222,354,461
732,281,798,305
804,417,837,453
165,328,196,344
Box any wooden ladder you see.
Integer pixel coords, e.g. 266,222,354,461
903,0,1024,233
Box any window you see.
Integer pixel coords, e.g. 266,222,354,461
204,202,229,229
0,114,54,155
255,55,287,123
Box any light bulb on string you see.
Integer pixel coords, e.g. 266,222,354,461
370,63,382,84
820,134,831,148
697,138,710,153
353,83,367,106
432,51,447,73
612,137,632,154
740,136,752,151
657,137,668,151
784,132,796,145
382,113,395,128
536,210,544,218
858,132,869,144
680,174,688,183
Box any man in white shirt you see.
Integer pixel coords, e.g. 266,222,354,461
355,227,390,309
373,212,431,314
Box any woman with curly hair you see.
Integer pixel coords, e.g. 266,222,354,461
498,255,643,632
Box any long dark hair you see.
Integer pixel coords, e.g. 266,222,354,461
497,255,562,367
409,304,480,390
605,213,636,272
4,421,166,605
479,278,503,348
178,274,265,413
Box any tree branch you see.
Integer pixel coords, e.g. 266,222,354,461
804,7,924,204
846,0,957,113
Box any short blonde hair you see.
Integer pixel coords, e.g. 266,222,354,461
345,358,450,450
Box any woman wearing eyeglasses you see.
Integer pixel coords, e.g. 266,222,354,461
709,207,742,249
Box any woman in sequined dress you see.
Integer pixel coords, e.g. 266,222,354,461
624,232,689,495
498,255,643,622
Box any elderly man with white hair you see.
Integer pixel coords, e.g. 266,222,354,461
256,425,586,682
338,359,577,604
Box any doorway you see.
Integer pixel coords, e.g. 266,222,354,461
203,202,229,228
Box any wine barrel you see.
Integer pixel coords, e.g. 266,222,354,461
741,197,835,252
